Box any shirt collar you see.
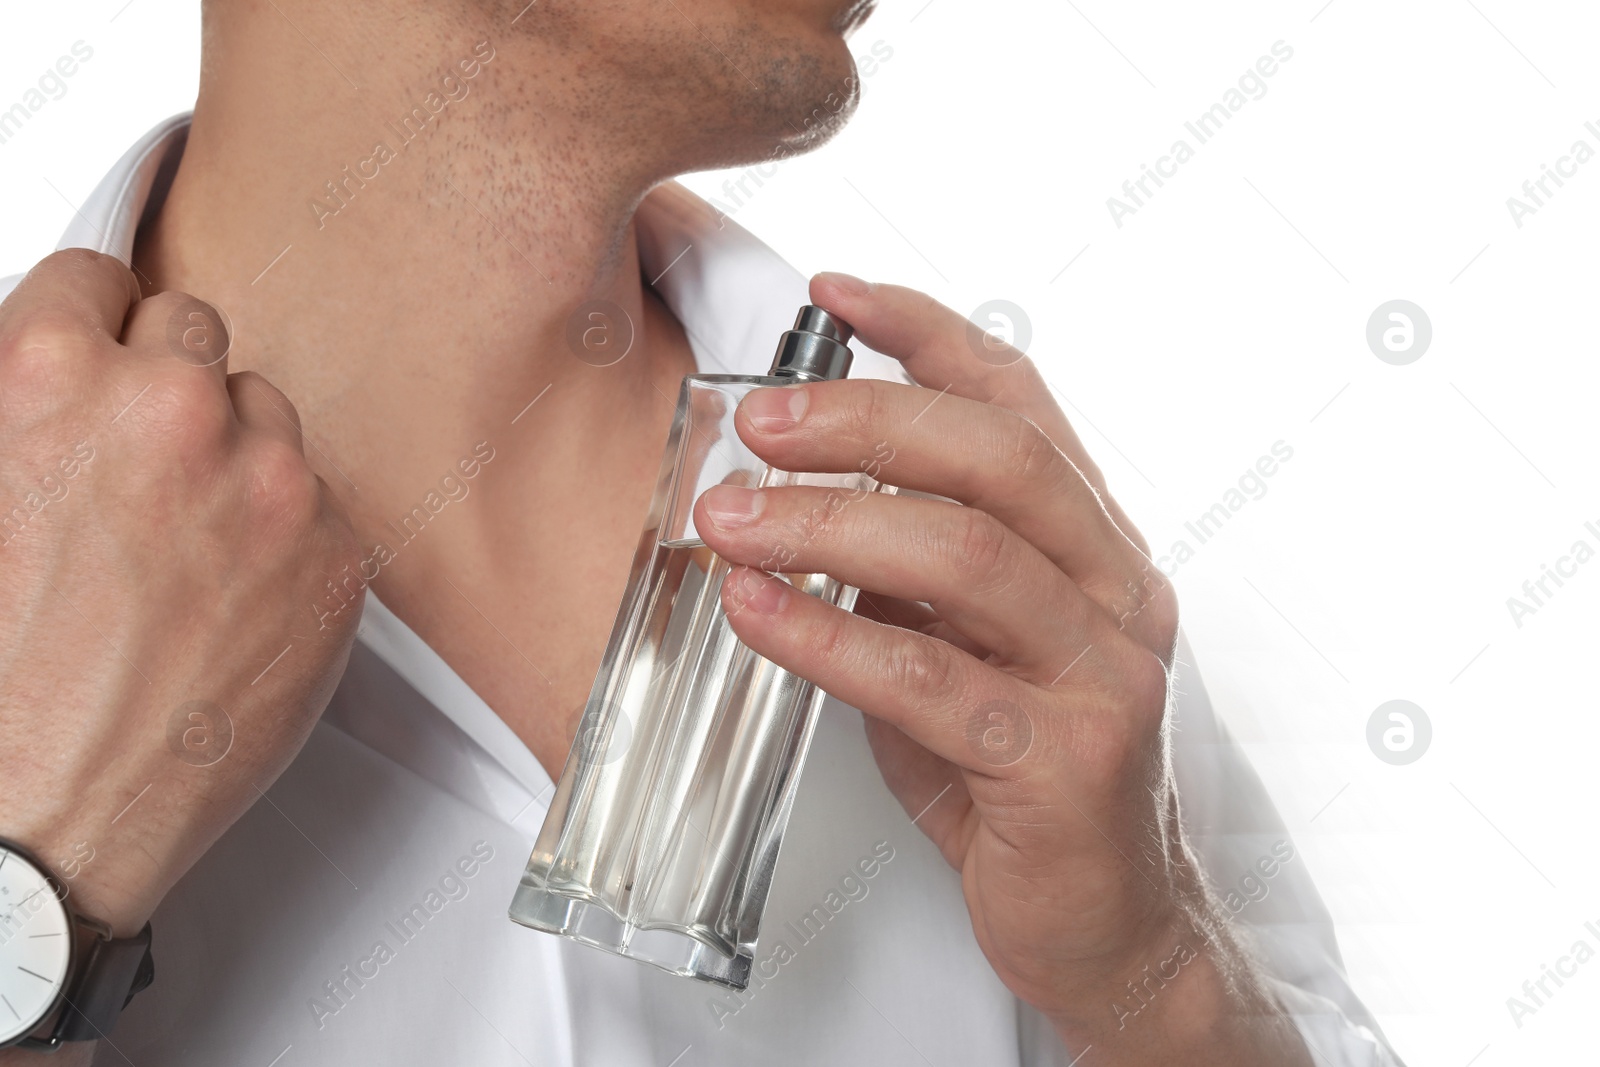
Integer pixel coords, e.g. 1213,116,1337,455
54,112,906,816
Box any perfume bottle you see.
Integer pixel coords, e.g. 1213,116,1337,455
509,306,888,989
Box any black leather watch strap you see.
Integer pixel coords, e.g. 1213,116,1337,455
54,921,154,1042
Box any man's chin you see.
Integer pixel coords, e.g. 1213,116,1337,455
757,35,863,159
637,5,869,176
781,77,860,153
680,63,857,178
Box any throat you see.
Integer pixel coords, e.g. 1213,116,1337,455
124,6,706,776
369,283,698,777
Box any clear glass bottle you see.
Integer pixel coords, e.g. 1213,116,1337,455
509,307,888,989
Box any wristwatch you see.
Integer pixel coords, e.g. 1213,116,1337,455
0,839,154,1051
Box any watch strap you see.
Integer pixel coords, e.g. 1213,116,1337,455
54,922,154,1042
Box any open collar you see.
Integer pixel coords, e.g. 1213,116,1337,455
49,112,906,812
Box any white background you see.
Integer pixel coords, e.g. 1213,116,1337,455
4,2,1599,1063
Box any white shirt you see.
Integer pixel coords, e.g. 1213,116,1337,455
2,115,1402,1066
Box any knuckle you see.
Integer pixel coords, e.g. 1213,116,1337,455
880,636,952,704
0,319,102,422
1099,559,1180,656
810,603,853,662
907,288,949,341
248,437,321,527
0,310,97,370
1073,649,1170,778
842,380,890,442
998,415,1060,483
139,372,231,450
945,507,1011,586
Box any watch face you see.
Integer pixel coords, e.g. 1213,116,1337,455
0,849,72,1045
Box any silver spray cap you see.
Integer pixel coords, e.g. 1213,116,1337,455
768,305,854,382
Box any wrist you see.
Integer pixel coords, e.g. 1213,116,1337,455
1039,907,1217,1039
2,823,164,939
1044,908,1303,1063
0,833,158,1059
56,858,161,940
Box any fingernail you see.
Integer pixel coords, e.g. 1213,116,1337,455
728,567,790,615
815,271,872,295
702,485,765,530
743,387,808,432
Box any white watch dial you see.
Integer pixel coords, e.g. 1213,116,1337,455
0,849,72,1045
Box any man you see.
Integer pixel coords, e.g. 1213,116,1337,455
0,1,1400,1063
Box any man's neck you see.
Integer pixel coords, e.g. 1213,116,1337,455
132,3,701,768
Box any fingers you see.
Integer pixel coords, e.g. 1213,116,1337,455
0,248,140,345
718,564,1035,775
810,273,1078,458
809,273,1146,552
735,377,1143,605
732,379,1176,656
228,372,305,454
855,591,990,660
697,484,1108,682
119,290,231,381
